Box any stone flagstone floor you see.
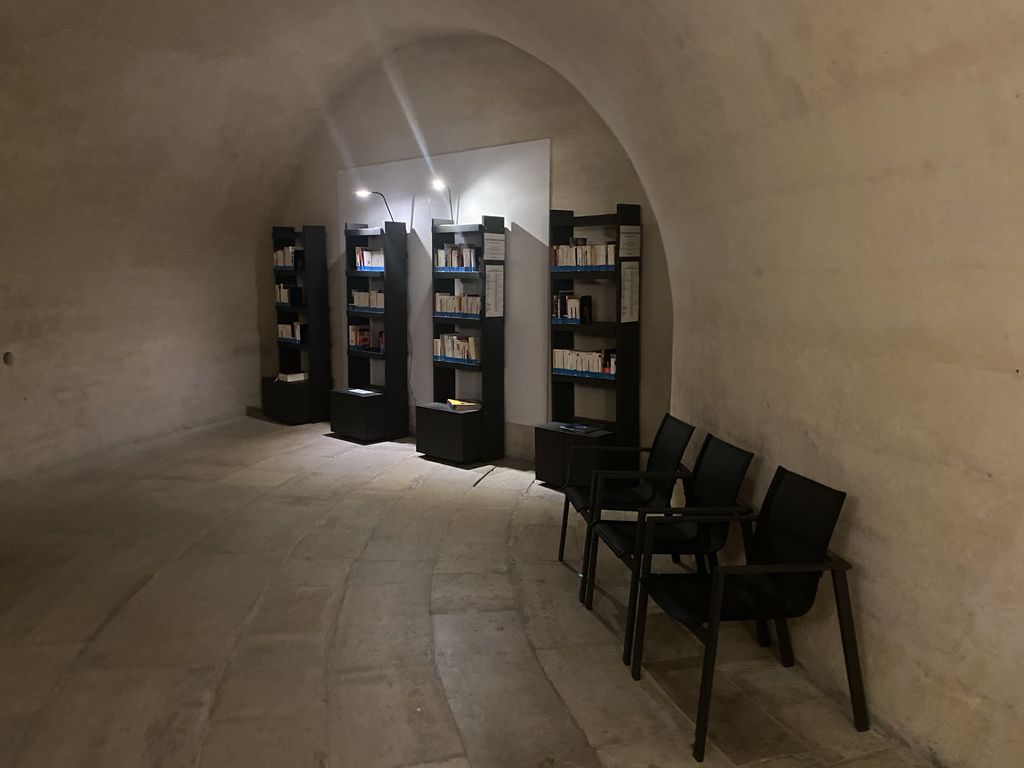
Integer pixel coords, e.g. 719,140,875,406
0,418,930,768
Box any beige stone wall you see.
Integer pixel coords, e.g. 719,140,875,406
279,36,673,457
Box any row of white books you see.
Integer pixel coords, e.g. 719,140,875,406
273,246,298,267
278,322,304,341
434,293,481,315
434,333,479,362
550,243,617,267
552,348,617,375
355,247,385,269
351,290,384,309
436,243,477,269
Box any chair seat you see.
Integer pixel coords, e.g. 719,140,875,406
563,481,654,519
645,571,826,624
594,520,704,559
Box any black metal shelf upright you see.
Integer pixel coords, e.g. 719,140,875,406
262,225,331,425
535,204,642,485
416,215,505,464
330,220,409,442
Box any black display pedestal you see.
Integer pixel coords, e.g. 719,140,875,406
534,421,618,487
330,388,389,442
416,403,484,464
262,378,314,426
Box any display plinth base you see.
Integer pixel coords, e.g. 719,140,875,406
330,388,390,442
534,421,618,486
262,377,315,426
416,403,486,464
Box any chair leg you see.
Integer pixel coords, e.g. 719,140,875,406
558,497,570,562
578,513,593,603
755,619,772,647
693,615,723,762
707,552,719,569
832,570,870,731
630,581,652,681
584,525,601,609
695,556,707,575
775,618,794,667
622,557,641,666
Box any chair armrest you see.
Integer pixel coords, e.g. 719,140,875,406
593,469,691,482
589,470,691,521
565,445,651,490
635,507,757,576
638,506,757,524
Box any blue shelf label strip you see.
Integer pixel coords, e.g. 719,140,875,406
349,305,384,313
434,356,479,365
552,368,616,380
435,312,482,320
551,318,582,324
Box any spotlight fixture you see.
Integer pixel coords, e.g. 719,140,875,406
353,189,394,222
431,178,454,222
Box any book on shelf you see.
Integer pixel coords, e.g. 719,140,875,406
378,331,385,353
558,422,599,434
446,398,480,411
348,324,371,348
276,372,309,383
354,247,384,270
277,321,305,341
434,292,481,316
273,245,298,268
549,242,616,268
433,333,479,363
552,348,617,376
350,289,384,310
435,243,478,270
275,285,304,306
552,292,592,323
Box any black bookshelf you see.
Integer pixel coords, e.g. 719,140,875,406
262,225,331,425
535,204,642,485
330,221,409,442
416,216,505,463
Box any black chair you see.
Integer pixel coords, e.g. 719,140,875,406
581,434,754,666
630,466,869,762
557,414,695,603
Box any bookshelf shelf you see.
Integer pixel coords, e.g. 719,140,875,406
433,358,481,371
551,372,617,385
331,220,409,443
549,267,617,277
433,269,481,278
346,269,386,278
348,347,385,359
549,320,617,336
536,204,642,486
262,225,331,426
417,215,506,464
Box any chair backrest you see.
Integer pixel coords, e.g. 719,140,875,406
687,435,755,508
643,414,696,505
680,434,754,552
749,466,847,617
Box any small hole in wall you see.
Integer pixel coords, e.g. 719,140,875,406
2,352,13,366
